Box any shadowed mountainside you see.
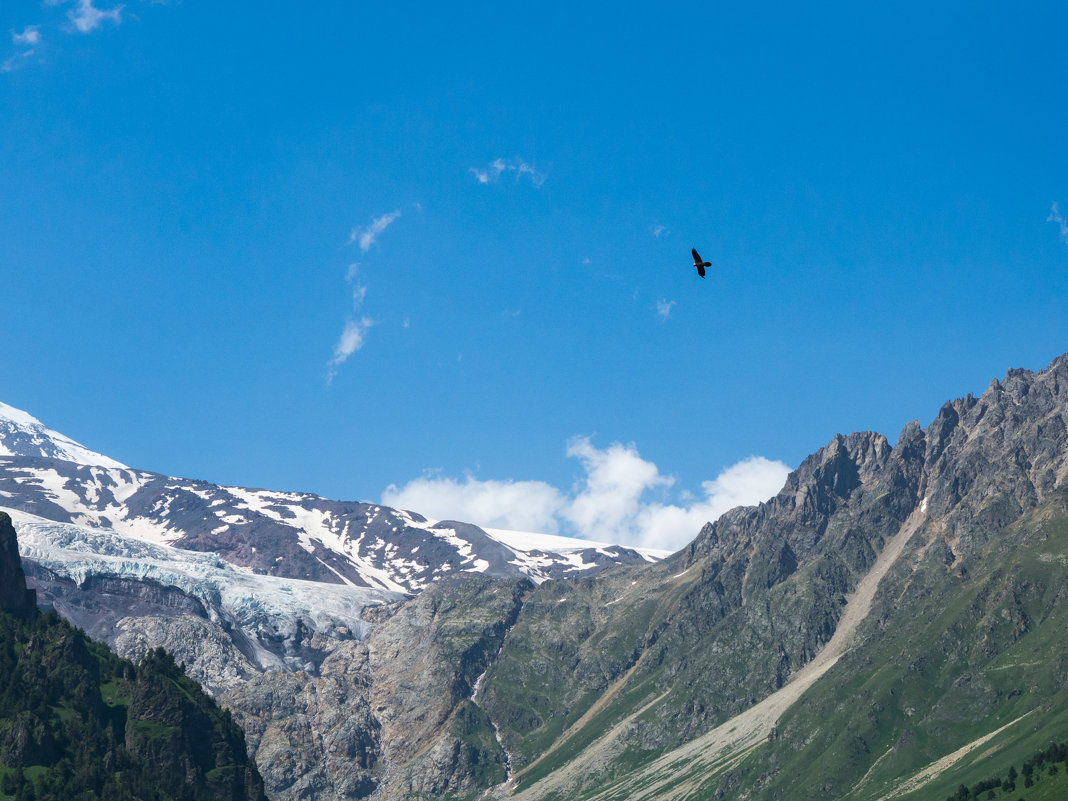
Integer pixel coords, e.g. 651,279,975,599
0,512,268,801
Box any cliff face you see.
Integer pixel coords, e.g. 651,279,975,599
0,513,35,616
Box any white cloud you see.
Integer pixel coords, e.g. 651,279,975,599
331,317,372,362
3,25,41,71
343,264,367,307
651,224,667,238
562,437,675,543
348,210,400,252
1048,202,1068,245
326,317,373,382
326,264,373,382
68,0,124,34
12,26,41,46
470,158,507,184
383,474,564,533
381,438,791,551
470,157,546,188
656,299,676,319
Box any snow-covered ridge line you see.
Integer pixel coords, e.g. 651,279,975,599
0,401,127,469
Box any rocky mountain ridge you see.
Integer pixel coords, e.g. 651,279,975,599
468,353,1068,800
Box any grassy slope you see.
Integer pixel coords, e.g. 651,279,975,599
679,495,1068,801
505,492,1067,801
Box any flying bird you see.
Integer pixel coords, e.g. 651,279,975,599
691,248,711,278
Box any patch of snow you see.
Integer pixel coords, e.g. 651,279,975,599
485,527,671,562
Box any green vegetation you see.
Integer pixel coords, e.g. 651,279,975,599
676,498,1068,801
481,391,1068,801
0,608,266,801
939,739,1068,801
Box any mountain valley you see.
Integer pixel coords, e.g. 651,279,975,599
1,356,1067,800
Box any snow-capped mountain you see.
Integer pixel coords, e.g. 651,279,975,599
0,401,667,594
0,399,668,800
0,401,126,468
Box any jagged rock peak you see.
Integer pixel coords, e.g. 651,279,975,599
682,431,892,566
0,511,36,617
779,430,891,508
819,433,888,496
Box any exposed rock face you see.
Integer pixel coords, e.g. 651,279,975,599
0,512,35,616
18,528,534,801
917,356,1068,552
202,576,530,801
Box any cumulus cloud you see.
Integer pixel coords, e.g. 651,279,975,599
348,210,400,252
1049,202,1068,245
561,437,675,543
470,158,546,188
382,438,791,551
68,0,124,34
383,474,564,534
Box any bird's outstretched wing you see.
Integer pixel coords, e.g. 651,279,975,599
697,264,706,278
692,247,702,264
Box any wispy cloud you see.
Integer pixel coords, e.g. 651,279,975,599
382,437,791,551
328,318,373,373
656,299,676,319
1049,202,1068,246
68,0,124,34
326,263,373,382
348,210,401,252
12,26,41,46
2,26,41,72
651,224,668,238
470,157,546,188
471,158,507,184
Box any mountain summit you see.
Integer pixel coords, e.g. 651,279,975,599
0,401,126,469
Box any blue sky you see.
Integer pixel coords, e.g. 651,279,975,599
2,1,1067,548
